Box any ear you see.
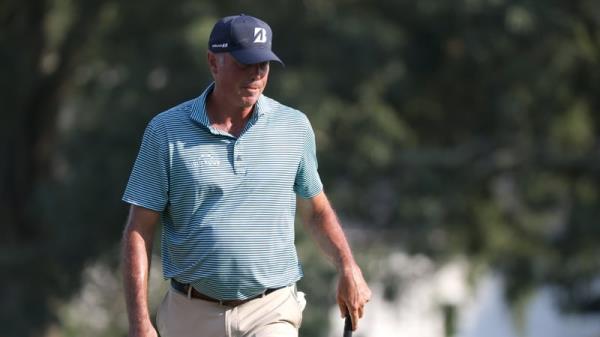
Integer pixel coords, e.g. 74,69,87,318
207,52,219,78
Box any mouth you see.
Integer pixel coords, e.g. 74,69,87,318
243,81,262,89
241,86,261,95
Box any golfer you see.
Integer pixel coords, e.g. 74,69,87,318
121,14,371,337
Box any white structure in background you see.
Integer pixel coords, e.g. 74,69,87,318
58,251,600,337
328,252,600,337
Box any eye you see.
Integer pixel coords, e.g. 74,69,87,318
236,63,250,70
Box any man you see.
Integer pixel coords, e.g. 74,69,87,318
121,14,371,337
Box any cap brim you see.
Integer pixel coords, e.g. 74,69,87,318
230,48,284,66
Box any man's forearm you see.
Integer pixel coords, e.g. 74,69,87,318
310,212,354,271
302,196,356,271
122,224,154,332
298,192,372,330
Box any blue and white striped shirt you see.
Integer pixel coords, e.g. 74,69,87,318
123,83,323,300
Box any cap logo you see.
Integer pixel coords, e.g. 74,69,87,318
253,27,267,43
211,42,228,48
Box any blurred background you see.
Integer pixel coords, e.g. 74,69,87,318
2,0,600,336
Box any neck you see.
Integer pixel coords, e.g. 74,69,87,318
206,89,255,137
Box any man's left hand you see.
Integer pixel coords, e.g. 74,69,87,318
336,263,372,331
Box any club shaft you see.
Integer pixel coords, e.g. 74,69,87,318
343,316,352,337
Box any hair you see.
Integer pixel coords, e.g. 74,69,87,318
215,52,225,66
208,52,225,79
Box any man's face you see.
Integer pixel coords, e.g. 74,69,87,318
209,52,270,108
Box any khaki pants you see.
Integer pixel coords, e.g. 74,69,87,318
156,285,306,337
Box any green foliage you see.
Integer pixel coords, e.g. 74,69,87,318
2,0,600,336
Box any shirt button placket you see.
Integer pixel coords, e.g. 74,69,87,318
233,140,246,175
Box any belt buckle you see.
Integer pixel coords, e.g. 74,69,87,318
220,289,267,307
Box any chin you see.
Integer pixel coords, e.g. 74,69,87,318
240,96,259,107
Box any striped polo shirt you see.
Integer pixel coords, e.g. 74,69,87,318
123,83,323,300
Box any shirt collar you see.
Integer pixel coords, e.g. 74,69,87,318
190,82,268,129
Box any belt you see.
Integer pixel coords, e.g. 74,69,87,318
170,279,284,307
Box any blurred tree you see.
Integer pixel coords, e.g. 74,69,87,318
2,0,600,336
1,0,213,335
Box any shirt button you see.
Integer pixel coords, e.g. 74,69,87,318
236,155,242,161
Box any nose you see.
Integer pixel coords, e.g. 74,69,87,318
249,62,269,79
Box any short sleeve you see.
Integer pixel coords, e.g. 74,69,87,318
122,121,169,211
294,118,323,198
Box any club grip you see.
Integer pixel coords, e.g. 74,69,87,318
343,316,353,337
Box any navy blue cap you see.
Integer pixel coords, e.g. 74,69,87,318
208,14,284,65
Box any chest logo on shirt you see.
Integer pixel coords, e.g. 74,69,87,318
191,153,221,168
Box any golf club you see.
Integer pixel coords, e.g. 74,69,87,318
343,316,352,337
